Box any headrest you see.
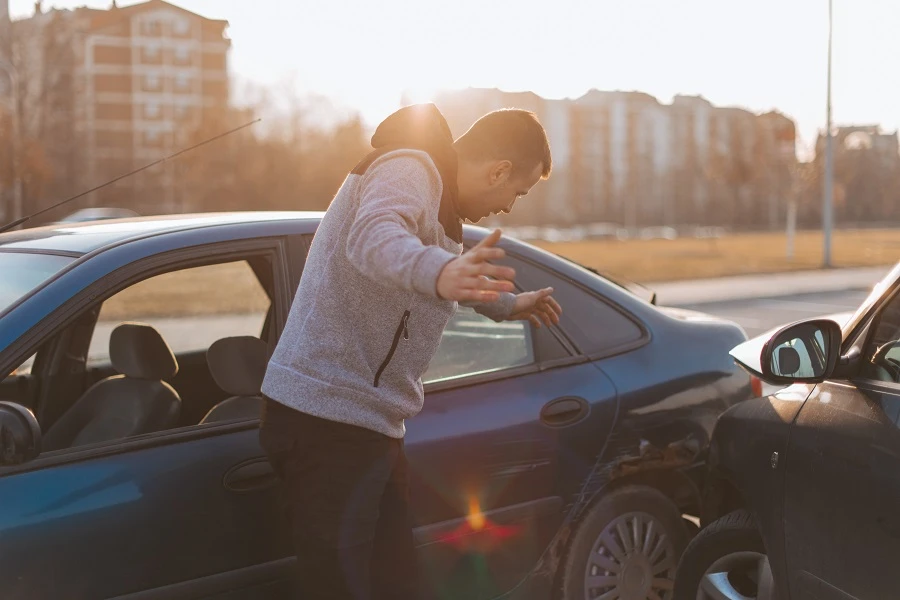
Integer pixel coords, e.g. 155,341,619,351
778,346,801,376
206,336,268,397
110,323,178,381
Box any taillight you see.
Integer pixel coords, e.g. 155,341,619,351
750,375,763,397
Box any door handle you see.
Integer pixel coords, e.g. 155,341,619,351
540,397,589,427
223,458,277,493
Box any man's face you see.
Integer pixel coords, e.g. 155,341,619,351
457,160,544,223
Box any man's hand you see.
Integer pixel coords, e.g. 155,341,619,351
437,229,516,302
509,287,562,328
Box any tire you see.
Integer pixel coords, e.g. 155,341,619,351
673,510,775,600
558,485,690,600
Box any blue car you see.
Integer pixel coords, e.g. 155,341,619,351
0,212,749,600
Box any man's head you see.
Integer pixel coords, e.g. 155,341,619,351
453,109,552,223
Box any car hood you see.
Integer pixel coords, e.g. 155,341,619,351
729,310,854,378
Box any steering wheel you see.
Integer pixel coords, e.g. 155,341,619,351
871,340,900,382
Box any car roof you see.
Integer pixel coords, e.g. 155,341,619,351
0,211,326,256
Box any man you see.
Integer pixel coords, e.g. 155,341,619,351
259,103,562,599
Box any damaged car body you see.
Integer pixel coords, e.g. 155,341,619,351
0,212,750,600
674,263,900,600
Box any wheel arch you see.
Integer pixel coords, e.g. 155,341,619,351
700,466,748,527
544,464,704,595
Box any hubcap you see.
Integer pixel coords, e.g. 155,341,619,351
584,511,677,600
697,551,775,600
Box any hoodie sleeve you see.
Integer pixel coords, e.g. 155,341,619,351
460,293,517,322
346,155,457,297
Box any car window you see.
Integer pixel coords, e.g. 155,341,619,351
0,253,75,314
0,353,39,409
859,290,900,383
843,263,900,339
423,306,533,384
509,255,644,356
11,254,280,456
88,261,270,365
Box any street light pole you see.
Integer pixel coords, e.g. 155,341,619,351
823,0,834,268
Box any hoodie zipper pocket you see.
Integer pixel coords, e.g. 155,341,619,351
374,310,410,387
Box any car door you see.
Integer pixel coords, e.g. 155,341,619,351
407,252,622,600
0,238,299,600
782,286,900,600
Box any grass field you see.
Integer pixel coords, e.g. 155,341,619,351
534,228,900,283
97,228,899,320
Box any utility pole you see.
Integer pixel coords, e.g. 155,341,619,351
822,0,834,267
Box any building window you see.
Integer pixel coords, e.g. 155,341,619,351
142,45,160,62
175,74,191,92
141,19,161,36
144,103,160,119
174,47,191,65
145,73,161,91
172,18,191,36
174,104,190,120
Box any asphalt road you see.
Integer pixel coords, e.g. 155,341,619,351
675,288,872,337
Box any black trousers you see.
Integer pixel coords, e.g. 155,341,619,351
259,397,419,600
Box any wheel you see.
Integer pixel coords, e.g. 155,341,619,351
558,485,690,600
673,510,776,600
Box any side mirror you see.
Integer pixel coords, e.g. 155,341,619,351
0,401,41,466
760,319,842,385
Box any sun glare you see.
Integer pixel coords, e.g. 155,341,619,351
467,496,486,531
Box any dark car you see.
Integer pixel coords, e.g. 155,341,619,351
673,263,900,600
0,212,749,600
56,207,141,224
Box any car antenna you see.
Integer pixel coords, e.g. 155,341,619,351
0,118,261,235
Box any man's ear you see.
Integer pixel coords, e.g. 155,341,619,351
489,160,513,185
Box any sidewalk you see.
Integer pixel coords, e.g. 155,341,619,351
648,265,894,306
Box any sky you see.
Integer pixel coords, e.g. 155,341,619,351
9,0,900,153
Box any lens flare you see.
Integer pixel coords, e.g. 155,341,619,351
467,496,486,531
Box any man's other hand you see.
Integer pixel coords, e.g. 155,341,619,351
509,287,562,328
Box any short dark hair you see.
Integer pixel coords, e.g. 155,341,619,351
454,108,552,179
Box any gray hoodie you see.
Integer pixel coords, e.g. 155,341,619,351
261,142,515,438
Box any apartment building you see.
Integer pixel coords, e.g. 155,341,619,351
434,87,798,229
10,0,230,215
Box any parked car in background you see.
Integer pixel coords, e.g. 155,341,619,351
0,212,751,600
638,226,679,241
674,262,900,600
57,207,140,224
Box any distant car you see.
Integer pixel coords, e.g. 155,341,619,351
583,222,630,241
57,207,140,223
673,262,900,600
639,226,678,241
0,212,751,600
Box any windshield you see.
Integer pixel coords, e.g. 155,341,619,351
0,252,75,314
841,262,900,343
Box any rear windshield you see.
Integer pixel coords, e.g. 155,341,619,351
0,252,75,314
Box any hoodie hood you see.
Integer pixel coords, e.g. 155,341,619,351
352,104,462,243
